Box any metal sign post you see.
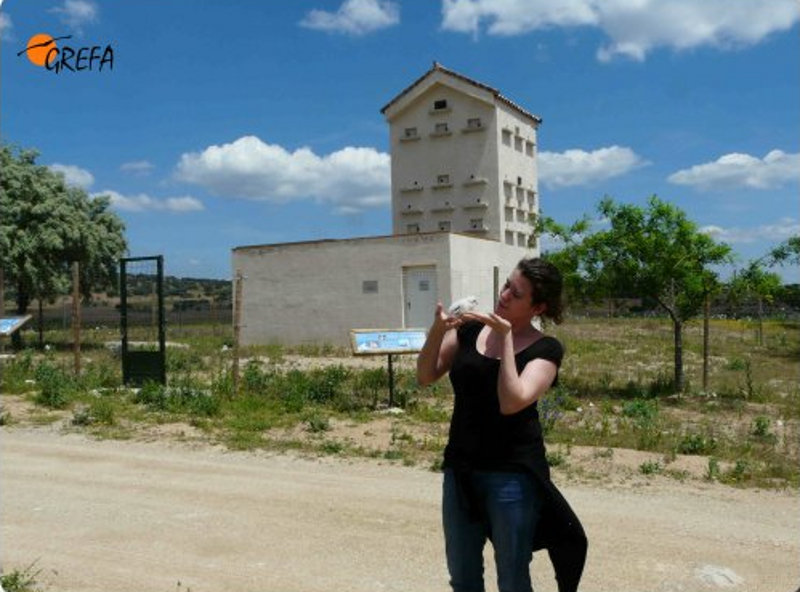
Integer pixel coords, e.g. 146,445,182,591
350,328,427,408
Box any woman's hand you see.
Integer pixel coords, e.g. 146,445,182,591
460,310,511,335
418,302,462,386
434,302,466,331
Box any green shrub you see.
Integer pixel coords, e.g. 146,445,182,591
278,370,310,412
639,460,662,475
350,367,388,411
242,360,271,395
33,361,75,409
305,412,330,433
546,449,567,467
622,398,659,422
133,380,168,410
166,347,205,374
751,415,771,438
726,358,746,371
0,350,35,393
306,365,350,404
81,359,121,389
678,432,718,455
706,457,721,481
1,560,42,592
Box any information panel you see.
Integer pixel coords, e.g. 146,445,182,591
350,328,427,355
0,316,32,337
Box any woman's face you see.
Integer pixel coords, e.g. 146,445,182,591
494,268,540,323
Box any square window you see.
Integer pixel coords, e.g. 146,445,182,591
467,117,482,129
435,122,449,134
437,174,450,185
438,220,451,231
404,127,417,138
407,223,420,233
434,99,448,110
362,280,378,294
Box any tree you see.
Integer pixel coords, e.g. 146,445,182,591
729,260,783,345
769,235,800,267
540,196,731,392
0,144,127,320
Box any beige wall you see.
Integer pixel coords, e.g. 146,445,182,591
234,234,450,346
232,233,533,346
386,72,539,247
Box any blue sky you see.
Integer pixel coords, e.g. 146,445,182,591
2,0,798,282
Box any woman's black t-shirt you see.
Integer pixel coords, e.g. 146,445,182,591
443,321,563,476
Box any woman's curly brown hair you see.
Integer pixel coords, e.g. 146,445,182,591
516,258,564,325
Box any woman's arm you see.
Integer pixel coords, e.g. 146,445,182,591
497,333,557,415
416,302,461,386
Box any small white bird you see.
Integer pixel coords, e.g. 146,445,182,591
448,296,479,317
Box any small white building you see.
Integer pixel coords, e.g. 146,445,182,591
233,63,543,346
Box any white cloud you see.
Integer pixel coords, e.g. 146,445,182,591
49,0,99,32
668,150,800,191
538,145,647,188
49,163,95,189
0,13,14,41
300,0,400,35
175,135,391,212
120,160,155,175
440,0,799,61
97,190,204,213
701,218,800,244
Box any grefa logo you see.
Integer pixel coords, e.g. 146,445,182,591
17,33,114,73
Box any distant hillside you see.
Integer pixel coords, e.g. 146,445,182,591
121,275,232,303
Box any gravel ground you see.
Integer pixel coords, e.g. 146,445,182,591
1,427,798,592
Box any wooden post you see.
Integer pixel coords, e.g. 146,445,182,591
387,354,395,407
232,273,243,395
702,293,710,392
38,298,44,349
493,266,499,311
72,261,81,375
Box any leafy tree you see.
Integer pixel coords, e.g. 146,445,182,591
539,196,731,392
768,235,800,267
728,260,783,345
532,213,599,306
0,144,127,318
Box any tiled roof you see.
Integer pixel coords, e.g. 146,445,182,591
380,62,542,124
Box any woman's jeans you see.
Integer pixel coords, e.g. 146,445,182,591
443,468,544,592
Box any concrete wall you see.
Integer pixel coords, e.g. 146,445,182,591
389,82,498,239
232,233,533,346
448,233,534,312
234,233,451,346
386,71,539,248
496,102,539,248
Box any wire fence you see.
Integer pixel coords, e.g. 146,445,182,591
4,299,233,344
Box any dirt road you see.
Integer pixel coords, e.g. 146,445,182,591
1,427,797,592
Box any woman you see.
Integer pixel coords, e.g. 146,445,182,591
417,258,586,592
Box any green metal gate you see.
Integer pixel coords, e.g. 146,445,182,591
120,256,166,386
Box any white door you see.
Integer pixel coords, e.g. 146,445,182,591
403,266,437,328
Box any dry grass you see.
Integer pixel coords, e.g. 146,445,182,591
2,317,797,488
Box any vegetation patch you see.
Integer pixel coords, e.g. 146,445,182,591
1,317,797,489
